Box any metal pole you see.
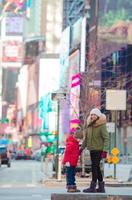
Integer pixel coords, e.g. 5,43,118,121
56,100,60,179
108,132,111,168
109,132,111,155
114,110,117,179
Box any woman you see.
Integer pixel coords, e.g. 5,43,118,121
80,108,109,193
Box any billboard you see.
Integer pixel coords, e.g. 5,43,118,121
2,68,19,104
98,0,132,44
70,74,80,120
25,62,40,134
87,0,98,67
69,50,80,131
0,0,26,13
71,17,82,49
80,17,87,72
17,65,28,113
39,57,60,99
26,63,39,107
2,40,23,63
5,14,23,36
59,27,70,136
60,26,70,87
39,56,60,133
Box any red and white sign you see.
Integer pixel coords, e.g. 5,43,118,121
71,73,80,88
2,40,23,63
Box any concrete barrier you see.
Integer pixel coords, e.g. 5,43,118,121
51,194,132,200
128,167,132,182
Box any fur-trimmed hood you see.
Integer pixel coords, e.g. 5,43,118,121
87,113,107,127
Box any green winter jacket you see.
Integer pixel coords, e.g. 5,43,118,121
81,114,109,152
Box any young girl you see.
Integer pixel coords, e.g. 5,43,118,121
63,130,81,192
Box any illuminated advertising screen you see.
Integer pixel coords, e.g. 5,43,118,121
2,68,19,104
39,57,60,133
25,62,39,134
5,14,23,35
98,0,132,44
27,63,39,107
70,81,80,120
69,50,80,131
88,87,101,108
0,0,26,13
71,18,82,49
60,26,70,136
39,58,60,99
86,0,98,67
60,26,70,87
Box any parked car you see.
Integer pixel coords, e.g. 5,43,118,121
0,145,11,167
78,149,92,174
15,150,26,160
52,145,92,174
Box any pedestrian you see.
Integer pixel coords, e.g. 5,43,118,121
80,108,109,193
62,129,81,193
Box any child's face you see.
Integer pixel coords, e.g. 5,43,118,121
74,135,80,142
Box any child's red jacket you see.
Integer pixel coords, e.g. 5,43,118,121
63,134,79,167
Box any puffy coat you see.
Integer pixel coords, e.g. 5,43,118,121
63,134,79,167
81,114,109,152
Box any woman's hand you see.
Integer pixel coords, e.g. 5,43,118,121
101,151,107,159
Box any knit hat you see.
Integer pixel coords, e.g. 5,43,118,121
90,108,102,117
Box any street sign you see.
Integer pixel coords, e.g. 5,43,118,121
51,88,67,101
111,147,120,156
107,148,120,165
106,122,115,133
106,89,126,110
112,156,120,164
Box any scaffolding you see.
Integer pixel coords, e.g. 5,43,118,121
63,0,84,29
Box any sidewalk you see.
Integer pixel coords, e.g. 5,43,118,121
42,176,132,187
41,162,132,187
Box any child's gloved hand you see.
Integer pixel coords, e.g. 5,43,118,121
65,162,70,167
101,151,107,159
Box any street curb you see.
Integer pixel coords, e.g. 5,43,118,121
42,178,132,187
51,194,132,200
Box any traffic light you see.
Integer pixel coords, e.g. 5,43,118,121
0,118,9,124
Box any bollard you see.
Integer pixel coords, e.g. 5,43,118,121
128,167,132,182
44,157,48,176
41,156,43,172
57,154,62,181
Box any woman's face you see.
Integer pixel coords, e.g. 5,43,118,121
90,114,98,121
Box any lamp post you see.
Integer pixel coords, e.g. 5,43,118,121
51,88,67,180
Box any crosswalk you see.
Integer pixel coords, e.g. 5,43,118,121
0,184,37,188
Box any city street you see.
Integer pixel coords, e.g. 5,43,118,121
0,1,132,199
0,160,43,187
0,160,132,200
